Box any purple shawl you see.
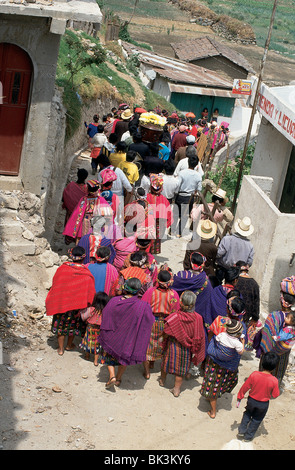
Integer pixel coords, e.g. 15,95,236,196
172,270,213,327
99,296,154,365
209,284,234,324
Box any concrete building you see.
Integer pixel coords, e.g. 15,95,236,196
235,81,295,312
0,0,102,196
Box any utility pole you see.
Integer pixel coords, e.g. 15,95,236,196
231,0,279,213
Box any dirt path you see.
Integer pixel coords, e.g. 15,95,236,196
1,150,295,451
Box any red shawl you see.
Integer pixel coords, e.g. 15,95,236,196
146,193,173,227
62,182,88,214
164,310,206,365
46,262,96,316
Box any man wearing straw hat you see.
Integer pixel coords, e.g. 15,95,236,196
216,216,255,283
183,219,218,279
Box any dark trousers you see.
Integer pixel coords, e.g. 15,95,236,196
238,397,269,440
171,194,192,236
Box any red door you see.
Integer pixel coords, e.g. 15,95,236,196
0,43,33,175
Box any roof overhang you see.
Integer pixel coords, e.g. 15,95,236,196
168,83,243,98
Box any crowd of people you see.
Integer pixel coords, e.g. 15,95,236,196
46,103,295,441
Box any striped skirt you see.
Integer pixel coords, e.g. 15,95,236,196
200,356,238,399
51,310,86,337
79,324,101,354
146,316,165,361
161,337,191,377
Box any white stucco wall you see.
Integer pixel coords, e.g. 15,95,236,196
236,175,295,314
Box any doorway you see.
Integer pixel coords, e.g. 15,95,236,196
279,146,295,214
0,43,33,175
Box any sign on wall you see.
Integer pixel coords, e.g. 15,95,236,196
232,79,253,95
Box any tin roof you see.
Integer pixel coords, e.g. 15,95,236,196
170,36,254,73
121,41,233,89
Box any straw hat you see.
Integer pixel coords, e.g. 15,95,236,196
196,219,217,240
121,109,133,120
213,188,227,201
234,216,254,237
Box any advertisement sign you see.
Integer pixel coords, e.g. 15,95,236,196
232,79,253,95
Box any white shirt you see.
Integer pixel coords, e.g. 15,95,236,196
178,168,202,194
174,158,204,178
161,174,180,200
97,165,132,196
216,332,244,353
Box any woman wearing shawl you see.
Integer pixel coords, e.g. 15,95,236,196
209,266,240,323
78,215,116,265
123,238,158,285
142,266,180,379
63,179,112,242
172,252,213,346
110,252,153,298
62,168,88,229
160,290,206,397
87,246,119,296
99,168,120,221
146,174,173,254
200,312,245,419
97,278,155,389
255,276,295,386
45,246,96,356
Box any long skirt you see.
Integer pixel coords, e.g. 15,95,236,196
51,310,86,337
150,219,165,255
96,345,119,366
161,337,191,377
200,356,238,399
259,350,290,386
146,316,166,361
79,324,101,355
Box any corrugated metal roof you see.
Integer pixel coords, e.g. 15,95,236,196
121,41,233,89
170,36,255,73
168,83,243,98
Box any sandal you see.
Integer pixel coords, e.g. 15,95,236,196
105,377,116,389
158,378,165,387
115,379,121,387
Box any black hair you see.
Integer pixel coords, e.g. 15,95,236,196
77,168,88,183
188,156,199,169
92,291,110,312
71,246,86,258
97,124,104,133
123,277,142,294
109,133,118,144
126,150,138,162
149,142,159,156
158,269,172,283
137,239,151,248
230,297,245,315
163,158,175,175
282,291,295,306
261,352,280,372
93,114,99,122
136,187,146,198
191,252,205,266
235,260,247,268
224,267,240,283
116,141,127,152
130,251,147,264
96,246,111,261
226,289,241,300
133,132,142,143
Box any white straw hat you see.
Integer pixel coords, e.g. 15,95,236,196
234,216,254,237
196,219,217,239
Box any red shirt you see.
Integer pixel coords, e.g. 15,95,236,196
237,371,280,402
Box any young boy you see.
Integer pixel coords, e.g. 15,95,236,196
236,351,280,441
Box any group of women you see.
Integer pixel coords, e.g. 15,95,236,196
46,104,295,419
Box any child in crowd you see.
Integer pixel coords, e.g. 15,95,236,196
79,292,110,366
272,311,295,347
236,351,280,441
215,319,245,355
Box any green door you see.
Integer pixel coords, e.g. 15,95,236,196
279,146,295,214
170,92,235,120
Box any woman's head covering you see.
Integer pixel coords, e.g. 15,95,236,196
150,174,164,192
101,190,113,204
190,252,206,272
157,264,174,288
100,168,117,185
87,179,100,192
280,276,295,295
68,246,86,262
122,277,142,295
